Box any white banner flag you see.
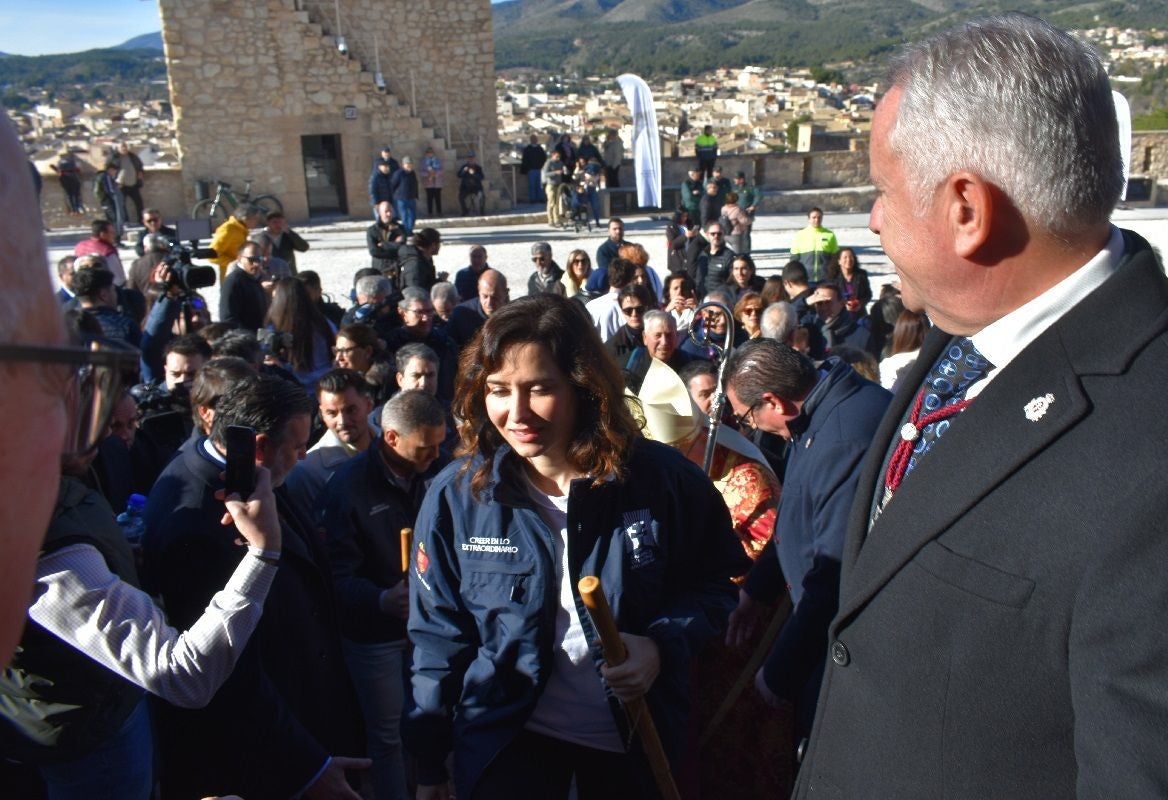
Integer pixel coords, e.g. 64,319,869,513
617,74,661,208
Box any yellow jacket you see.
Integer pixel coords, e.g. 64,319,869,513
209,216,250,281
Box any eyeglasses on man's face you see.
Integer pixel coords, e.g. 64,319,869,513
0,339,139,455
733,400,761,431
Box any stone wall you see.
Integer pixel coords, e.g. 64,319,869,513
158,0,499,222
42,128,1166,226
38,168,186,231
1131,131,1168,203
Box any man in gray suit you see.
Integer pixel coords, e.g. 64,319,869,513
795,13,1168,799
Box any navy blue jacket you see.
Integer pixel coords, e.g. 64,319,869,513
321,444,446,643
389,168,419,202
744,360,890,714
589,237,628,292
445,297,487,348
406,439,748,797
369,169,394,206
142,440,362,799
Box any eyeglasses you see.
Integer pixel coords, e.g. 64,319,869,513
741,307,761,316
0,339,139,455
621,305,646,317
143,217,160,224
733,401,761,432
242,255,263,263
406,307,434,317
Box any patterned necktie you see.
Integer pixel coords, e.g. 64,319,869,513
880,337,993,507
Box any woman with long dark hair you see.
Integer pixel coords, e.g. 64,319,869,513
265,277,335,388
879,308,930,392
407,294,747,800
826,247,872,316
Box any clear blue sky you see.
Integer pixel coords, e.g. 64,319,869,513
0,0,161,55
0,0,510,56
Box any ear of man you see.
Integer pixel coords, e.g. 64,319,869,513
945,171,995,260
762,390,796,418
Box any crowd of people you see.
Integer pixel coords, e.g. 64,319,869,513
3,12,1167,800
367,145,490,228
524,129,625,229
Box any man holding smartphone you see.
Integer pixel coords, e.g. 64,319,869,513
143,375,368,800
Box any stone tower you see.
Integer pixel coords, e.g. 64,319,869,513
158,0,502,221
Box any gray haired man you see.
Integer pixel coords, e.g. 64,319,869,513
321,389,449,800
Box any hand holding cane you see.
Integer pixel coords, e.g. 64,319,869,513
578,576,681,800
400,527,413,574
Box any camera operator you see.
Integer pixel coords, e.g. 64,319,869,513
132,335,212,457
139,242,216,381
340,273,400,342
129,233,172,295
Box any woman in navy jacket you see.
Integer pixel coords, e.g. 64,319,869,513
407,294,748,800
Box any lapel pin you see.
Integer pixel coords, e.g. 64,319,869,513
1024,393,1055,422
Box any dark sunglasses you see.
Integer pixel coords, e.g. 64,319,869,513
621,305,646,316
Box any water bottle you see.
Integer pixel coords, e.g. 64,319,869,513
116,493,148,547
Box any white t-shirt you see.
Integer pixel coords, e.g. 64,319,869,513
522,477,624,752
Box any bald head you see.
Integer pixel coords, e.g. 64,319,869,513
478,268,509,316
0,114,69,666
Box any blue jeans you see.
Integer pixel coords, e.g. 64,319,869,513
395,199,416,236
343,638,408,800
39,696,153,800
586,186,601,224
527,170,545,203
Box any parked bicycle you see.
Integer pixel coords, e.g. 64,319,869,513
192,179,283,227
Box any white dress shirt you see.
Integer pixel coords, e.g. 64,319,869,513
967,226,1123,399
30,543,277,709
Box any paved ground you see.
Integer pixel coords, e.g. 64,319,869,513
46,204,1168,316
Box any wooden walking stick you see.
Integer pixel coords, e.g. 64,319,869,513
400,527,413,574
578,576,681,800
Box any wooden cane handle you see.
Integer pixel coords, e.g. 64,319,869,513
578,576,627,665
578,575,680,800
400,527,413,574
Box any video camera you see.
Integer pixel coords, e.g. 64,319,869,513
350,298,393,324
129,380,193,455
161,218,218,292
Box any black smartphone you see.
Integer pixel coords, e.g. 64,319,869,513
224,425,256,499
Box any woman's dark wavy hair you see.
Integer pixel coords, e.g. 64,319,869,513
454,294,642,497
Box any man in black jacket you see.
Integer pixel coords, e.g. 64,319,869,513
520,134,547,204
456,154,485,216
696,220,735,299
262,211,309,273
218,241,269,332
322,389,448,800
366,201,405,277
795,15,1168,799
143,375,367,799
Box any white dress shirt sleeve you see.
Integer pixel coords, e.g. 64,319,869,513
29,543,277,709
